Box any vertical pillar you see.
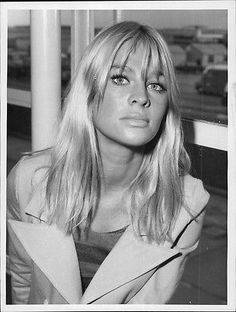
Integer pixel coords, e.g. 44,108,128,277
113,10,123,24
71,10,94,77
30,10,61,151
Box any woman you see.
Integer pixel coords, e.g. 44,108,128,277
7,21,210,304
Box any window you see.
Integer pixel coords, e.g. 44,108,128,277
8,11,30,91
7,10,72,138
7,9,228,126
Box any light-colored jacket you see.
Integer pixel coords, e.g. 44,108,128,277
7,152,210,305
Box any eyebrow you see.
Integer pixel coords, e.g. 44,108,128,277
111,64,165,78
111,64,164,77
111,64,133,72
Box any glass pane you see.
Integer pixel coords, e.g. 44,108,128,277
7,10,72,94
94,10,114,33
8,10,31,91
61,10,71,93
8,9,228,125
109,9,228,125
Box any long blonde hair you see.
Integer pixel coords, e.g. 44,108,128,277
45,21,191,243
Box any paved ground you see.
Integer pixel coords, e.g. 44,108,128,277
5,134,228,306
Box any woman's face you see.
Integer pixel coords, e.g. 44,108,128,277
93,42,169,150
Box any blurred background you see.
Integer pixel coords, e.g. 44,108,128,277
6,8,228,305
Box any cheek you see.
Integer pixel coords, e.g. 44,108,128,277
93,94,118,128
97,90,124,119
150,102,168,132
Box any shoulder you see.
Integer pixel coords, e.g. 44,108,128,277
7,149,51,206
182,174,210,217
169,174,210,250
18,149,51,169
9,149,51,184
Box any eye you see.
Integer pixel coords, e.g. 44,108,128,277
147,82,166,92
111,74,129,85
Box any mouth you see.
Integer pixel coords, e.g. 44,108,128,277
120,114,149,127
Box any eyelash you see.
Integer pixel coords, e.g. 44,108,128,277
111,74,166,92
147,82,166,92
111,74,129,85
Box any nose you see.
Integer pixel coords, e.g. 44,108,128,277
128,86,150,108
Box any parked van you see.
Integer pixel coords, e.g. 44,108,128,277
195,64,227,96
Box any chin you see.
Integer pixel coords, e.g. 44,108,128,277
121,134,155,148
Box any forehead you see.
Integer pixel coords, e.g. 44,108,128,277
112,40,163,75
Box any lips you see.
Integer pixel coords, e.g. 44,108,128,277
120,114,149,127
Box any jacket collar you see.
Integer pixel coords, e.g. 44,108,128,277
8,220,82,303
8,219,181,304
81,227,181,303
18,179,182,303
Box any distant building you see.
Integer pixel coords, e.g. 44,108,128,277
196,28,225,43
186,43,227,67
8,25,71,54
15,37,30,51
168,44,186,67
160,26,227,48
160,27,196,49
8,26,30,50
8,50,29,66
61,26,71,54
8,26,30,40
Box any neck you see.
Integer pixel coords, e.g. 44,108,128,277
99,142,144,192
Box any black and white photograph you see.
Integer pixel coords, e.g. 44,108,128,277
1,1,236,311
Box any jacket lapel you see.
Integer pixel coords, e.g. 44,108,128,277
9,219,182,304
81,227,182,303
8,220,82,304
16,181,182,304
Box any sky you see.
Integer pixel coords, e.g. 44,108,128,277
8,9,227,30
